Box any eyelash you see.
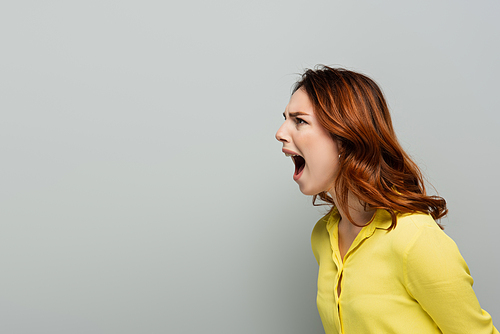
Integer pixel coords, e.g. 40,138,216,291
282,114,308,125
295,117,307,125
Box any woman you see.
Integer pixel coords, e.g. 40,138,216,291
275,66,498,334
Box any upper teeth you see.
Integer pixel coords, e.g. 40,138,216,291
285,153,300,157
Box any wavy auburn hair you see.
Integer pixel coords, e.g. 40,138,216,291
294,66,447,229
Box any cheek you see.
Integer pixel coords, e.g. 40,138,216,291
296,133,315,152
310,141,339,175
315,155,338,178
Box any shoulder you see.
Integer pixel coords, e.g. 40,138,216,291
382,212,466,273
392,213,469,279
390,212,453,252
395,212,442,233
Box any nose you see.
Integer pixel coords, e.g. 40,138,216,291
275,122,289,143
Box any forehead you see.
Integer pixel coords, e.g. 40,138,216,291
286,88,314,115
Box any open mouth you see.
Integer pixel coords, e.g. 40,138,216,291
292,155,306,179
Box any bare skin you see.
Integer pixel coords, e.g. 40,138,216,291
276,89,376,297
337,205,374,261
333,192,375,297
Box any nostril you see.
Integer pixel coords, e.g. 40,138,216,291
276,132,286,142
275,130,282,142
275,128,288,142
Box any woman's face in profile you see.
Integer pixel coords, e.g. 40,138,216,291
276,88,340,196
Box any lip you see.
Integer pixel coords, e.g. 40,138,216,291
282,148,305,181
282,148,300,156
293,165,304,181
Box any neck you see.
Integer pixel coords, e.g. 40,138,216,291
331,191,375,227
331,191,376,261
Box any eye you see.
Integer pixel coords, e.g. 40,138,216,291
295,117,307,125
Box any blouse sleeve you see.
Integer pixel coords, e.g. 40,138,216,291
404,224,498,334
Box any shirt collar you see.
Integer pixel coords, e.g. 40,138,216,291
326,207,393,238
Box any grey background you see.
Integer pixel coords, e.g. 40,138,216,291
1,0,498,333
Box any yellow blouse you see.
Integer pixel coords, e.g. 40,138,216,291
311,208,498,334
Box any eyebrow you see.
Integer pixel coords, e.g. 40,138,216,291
283,111,311,118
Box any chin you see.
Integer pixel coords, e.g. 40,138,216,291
298,181,332,196
298,185,318,196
